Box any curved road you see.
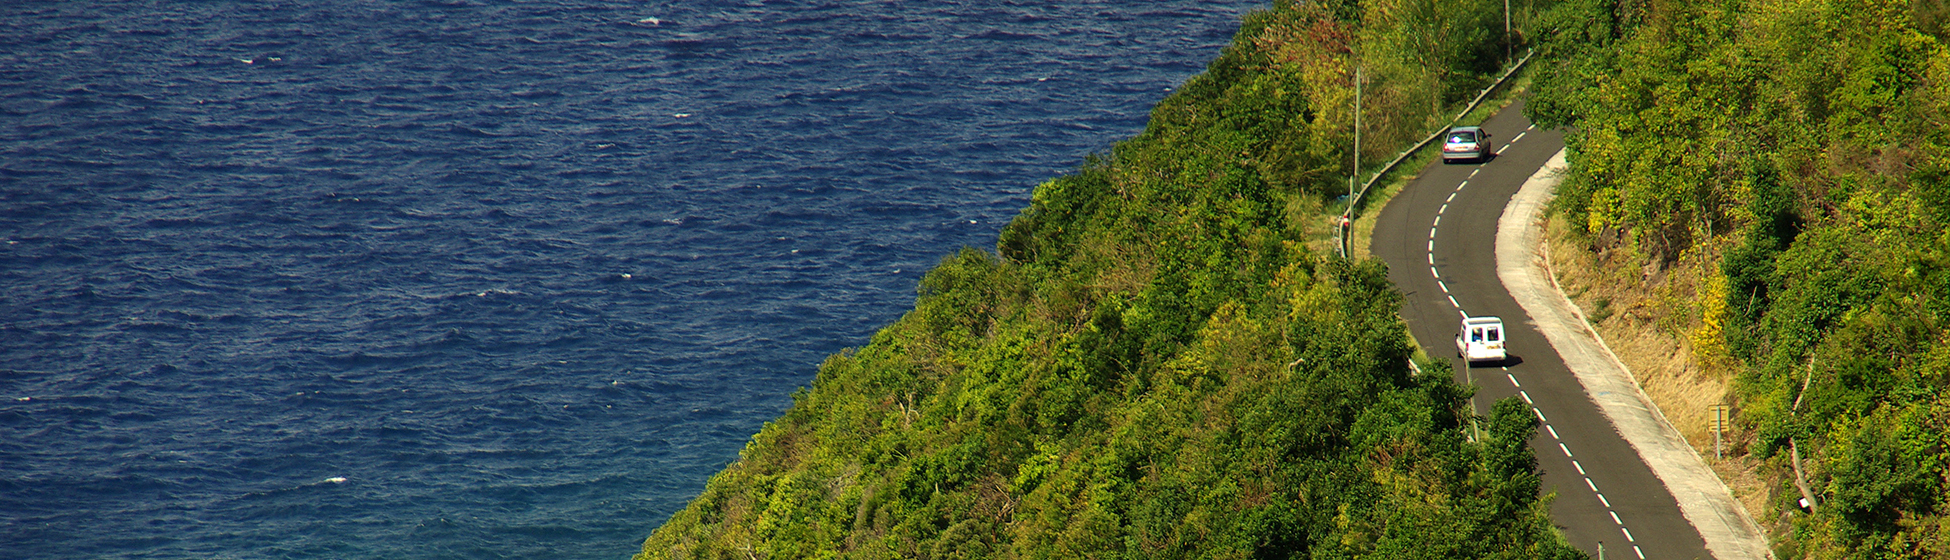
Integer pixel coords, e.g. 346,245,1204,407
1371,101,1715,560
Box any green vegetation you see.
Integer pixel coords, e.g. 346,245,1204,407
635,0,1584,558
1528,0,1950,555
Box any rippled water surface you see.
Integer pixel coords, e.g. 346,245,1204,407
0,1,1259,557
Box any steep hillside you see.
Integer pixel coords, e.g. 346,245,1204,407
1527,0,1950,556
633,0,1585,558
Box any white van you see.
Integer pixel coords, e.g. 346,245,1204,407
1455,316,1507,365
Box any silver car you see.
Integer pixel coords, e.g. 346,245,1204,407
1442,126,1493,163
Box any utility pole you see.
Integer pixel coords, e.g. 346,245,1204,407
1341,66,1362,259
1505,0,1513,60
1353,65,1361,203
1351,68,1362,246
1349,66,1365,255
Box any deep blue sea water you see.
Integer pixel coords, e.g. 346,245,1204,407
0,1,1259,557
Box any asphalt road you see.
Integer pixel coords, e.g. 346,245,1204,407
1370,100,1716,560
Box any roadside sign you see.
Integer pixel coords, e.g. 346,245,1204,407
1709,404,1730,460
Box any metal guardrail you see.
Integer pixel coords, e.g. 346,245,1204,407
1337,49,1536,257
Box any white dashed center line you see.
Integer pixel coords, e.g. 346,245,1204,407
1431,124,1632,558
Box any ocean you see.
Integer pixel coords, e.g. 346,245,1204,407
0,1,1259,557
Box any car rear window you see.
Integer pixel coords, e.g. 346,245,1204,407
1448,131,1476,143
